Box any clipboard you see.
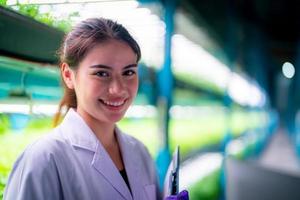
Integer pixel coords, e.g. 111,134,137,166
163,146,180,197
170,146,180,195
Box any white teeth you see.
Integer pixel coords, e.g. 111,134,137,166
102,100,124,106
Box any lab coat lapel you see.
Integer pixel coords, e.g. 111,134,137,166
62,109,132,200
92,138,133,200
61,108,98,152
116,128,143,200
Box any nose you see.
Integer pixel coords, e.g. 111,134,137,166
108,77,126,96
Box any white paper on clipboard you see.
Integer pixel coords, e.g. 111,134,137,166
163,146,180,198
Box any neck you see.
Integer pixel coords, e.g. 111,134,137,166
93,122,116,149
76,110,117,148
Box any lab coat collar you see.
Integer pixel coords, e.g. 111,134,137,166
60,108,98,152
61,108,140,200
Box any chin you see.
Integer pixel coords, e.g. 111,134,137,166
107,114,126,123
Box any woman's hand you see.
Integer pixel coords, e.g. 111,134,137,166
165,190,189,200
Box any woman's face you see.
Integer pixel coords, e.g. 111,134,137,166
65,39,139,125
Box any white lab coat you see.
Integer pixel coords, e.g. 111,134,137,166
4,108,161,200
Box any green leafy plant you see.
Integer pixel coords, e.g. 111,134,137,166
0,0,7,6
188,169,221,200
0,114,10,135
0,1,78,32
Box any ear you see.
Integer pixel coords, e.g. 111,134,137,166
61,62,75,89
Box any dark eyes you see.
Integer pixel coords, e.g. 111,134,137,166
123,69,136,76
95,71,109,77
94,69,136,77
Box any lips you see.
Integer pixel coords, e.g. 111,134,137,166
99,99,126,108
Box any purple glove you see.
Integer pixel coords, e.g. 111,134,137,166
164,190,189,200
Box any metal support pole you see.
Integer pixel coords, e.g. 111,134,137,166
155,0,177,188
294,41,300,157
220,2,239,200
222,0,239,153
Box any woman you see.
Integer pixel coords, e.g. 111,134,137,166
4,18,188,200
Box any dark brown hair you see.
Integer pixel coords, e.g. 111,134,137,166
54,18,141,126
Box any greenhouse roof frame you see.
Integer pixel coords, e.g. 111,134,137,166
0,6,64,64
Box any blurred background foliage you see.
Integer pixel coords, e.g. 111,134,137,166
0,0,76,32
0,108,266,199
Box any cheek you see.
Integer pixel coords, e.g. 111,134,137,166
76,78,100,97
88,82,106,97
129,78,139,94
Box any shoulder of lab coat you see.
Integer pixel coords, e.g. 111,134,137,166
4,108,161,200
3,127,67,200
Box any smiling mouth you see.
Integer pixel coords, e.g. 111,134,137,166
99,99,126,107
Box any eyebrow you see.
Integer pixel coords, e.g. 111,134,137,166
89,64,138,69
